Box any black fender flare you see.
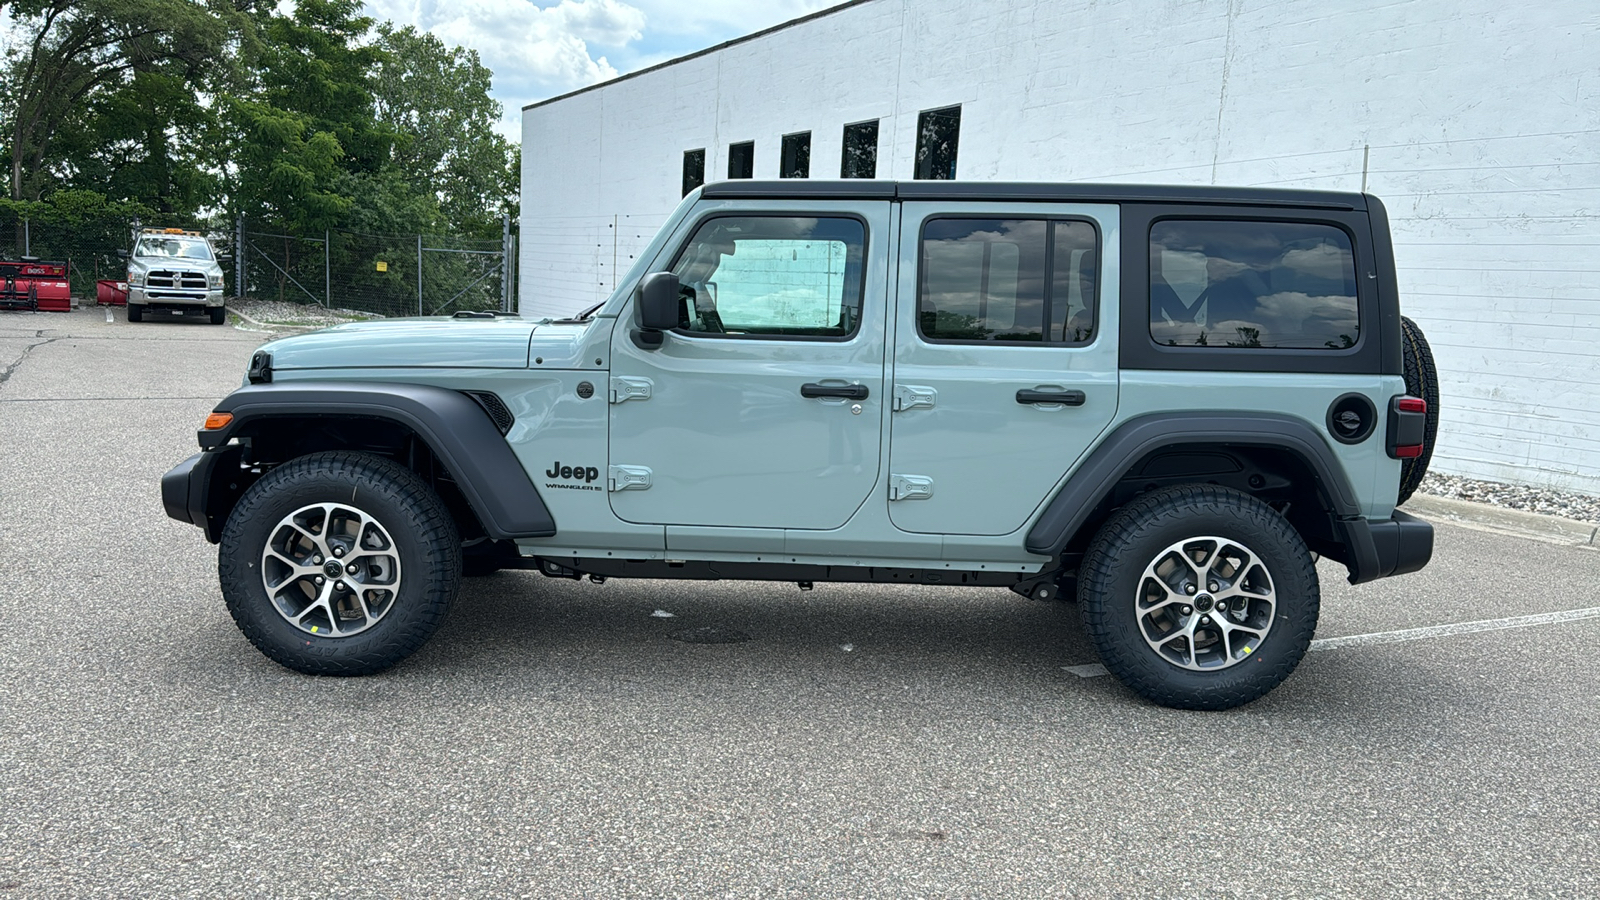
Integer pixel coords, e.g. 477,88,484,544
196,381,555,541
1025,412,1366,559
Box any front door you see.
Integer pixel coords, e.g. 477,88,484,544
886,202,1121,535
607,204,890,529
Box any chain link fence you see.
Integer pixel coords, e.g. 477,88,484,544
239,219,515,318
0,209,513,317
0,209,226,300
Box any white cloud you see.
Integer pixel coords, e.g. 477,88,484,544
366,0,843,103
365,0,647,102
363,0,847,139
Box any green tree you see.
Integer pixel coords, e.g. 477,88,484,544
372,24,514,235
2,0,227,202
226,0,394,232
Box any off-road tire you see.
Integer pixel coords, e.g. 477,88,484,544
1079,484,1319,710
1397,316,1440,505
209,306,227,325
219,451,461,675
127,303,144,323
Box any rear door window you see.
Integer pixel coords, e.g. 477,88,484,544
919,218,1098,344
1150,220,1358,349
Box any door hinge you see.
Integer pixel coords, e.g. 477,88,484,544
608,465,653,492
609,376,653,404
892,384,937,412
888,474,934,501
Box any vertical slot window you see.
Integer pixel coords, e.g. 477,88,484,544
841,120,879,178
728,141,755,179
682,149,705,196
780,132,811,178
914,105,961,181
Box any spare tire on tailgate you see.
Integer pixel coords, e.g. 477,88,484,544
1397,316,1440,505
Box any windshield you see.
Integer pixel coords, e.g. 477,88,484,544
135,236,213,261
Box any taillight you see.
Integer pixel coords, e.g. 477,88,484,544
1388,396,1427,459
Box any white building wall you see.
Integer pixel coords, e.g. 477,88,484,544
522,0,1600,494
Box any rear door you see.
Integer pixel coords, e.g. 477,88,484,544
887,202,1120,535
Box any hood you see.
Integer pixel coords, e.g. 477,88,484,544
264,315,597,370
129,256,223,275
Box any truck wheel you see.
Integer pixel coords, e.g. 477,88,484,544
218,452,462,675
1079,484,1319,710
209,306,227,325
127,303,144,323
1397,316,1440,505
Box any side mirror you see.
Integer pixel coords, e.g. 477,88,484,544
115,249,129,259
633,272,680,348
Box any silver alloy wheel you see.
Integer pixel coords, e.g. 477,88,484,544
260,502,403,637
1134,535,1276,671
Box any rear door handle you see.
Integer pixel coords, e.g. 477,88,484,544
1016,388,1085,406
801,382,869,400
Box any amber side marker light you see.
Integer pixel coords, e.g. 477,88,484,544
204,412,233,430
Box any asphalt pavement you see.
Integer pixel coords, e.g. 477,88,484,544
1,307,1596,898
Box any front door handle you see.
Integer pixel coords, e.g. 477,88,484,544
1016,388,1085,406
801,383,869,400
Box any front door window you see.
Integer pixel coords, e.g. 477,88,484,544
669,216,865,338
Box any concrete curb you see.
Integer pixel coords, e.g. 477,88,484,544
227,305,320,333
1406,493,1599,547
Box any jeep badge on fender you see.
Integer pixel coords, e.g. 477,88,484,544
161,180,1435,711
546,462,600,483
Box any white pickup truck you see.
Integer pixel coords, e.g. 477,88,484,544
124,228,227,324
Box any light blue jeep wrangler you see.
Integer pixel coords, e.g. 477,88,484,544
163,181,1438,709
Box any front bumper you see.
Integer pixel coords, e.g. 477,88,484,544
1341,510,1434,584
130,287,224,308
162,449,241,542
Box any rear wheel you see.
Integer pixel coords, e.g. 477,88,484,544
209,306,227,325
1079,484,1319,710
219,452,462,675
1397,316,1440,505
127,303,144,322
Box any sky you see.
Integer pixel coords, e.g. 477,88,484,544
361,0,843,136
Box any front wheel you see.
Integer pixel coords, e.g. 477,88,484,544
218,452,462,675
209,306,227,325
1079,485,1319,710
127,303,144,322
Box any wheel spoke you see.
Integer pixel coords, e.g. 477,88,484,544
1134,534,1279,672
262,501,402,639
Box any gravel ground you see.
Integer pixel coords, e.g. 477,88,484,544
1420,472,1600,524
231,298,382,327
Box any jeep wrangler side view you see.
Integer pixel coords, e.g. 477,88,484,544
162,182,1438,710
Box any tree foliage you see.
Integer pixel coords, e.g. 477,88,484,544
0,0,517,235
2,0,228,203
373,24,515,234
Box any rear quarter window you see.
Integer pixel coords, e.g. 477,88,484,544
1150,220,1358,350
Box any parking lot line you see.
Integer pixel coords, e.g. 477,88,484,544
1062,605,1600,677
1308,605,1600,651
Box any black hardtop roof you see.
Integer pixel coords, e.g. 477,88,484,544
699,180,1367,210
